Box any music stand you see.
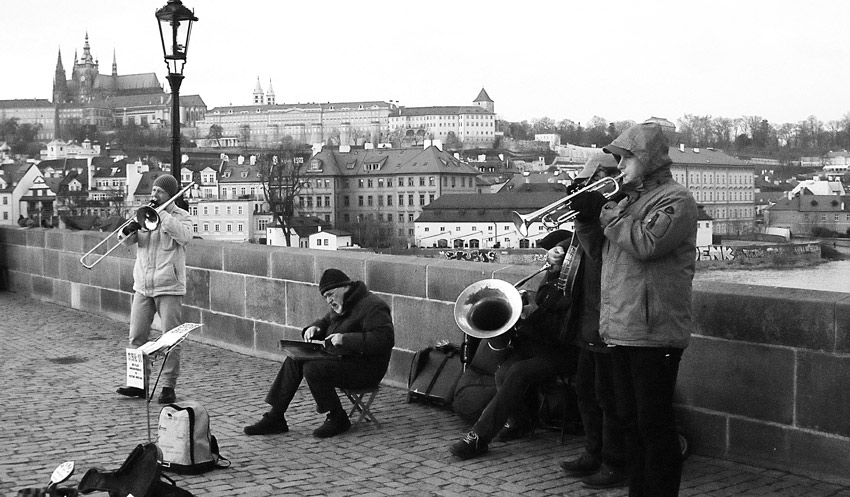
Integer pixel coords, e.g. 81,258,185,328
127,323,201,442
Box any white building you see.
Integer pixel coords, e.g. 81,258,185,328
309,229,353,250
414,192,567,249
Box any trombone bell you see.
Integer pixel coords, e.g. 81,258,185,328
454,279,524,339
136,206,161,231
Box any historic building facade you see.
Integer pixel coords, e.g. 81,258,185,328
49,34,206,138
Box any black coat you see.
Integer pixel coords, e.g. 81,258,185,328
304,281,395,368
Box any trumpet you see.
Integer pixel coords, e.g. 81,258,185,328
511,173,625,237
79,182,195,269
454,265,549,339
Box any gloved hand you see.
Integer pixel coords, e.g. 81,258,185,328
121,221,142,236
565,181,584,195
570,190,607,222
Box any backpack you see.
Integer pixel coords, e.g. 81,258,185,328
406,342,464,407
156,401,229,474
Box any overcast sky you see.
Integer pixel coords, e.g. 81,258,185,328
4,0,849,127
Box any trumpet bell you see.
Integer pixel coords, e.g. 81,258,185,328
454,279,524,339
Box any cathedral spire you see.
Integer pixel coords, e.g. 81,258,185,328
266,79,276,105
253,76,264,105
112,49,117,76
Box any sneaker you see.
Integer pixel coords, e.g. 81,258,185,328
495,421,533,442
449,431,489,460
244,413,289,435
312,412,351,438
581,464,629,489
157,387,176,404
559,452,601,476
116,386,145,399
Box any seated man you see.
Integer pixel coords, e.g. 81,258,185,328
244,268,395,438
449,231,579,460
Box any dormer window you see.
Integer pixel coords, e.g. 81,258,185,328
241,171,248,178
223,171,231,178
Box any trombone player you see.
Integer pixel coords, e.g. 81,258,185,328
115,174,193,404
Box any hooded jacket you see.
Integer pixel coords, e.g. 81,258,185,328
304,281,395,367
128,206,193,297
578,123,697,349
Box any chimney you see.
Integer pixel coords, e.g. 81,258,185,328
679,143,685,152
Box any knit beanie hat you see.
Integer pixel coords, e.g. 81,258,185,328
152,174,179,197
319,269,352,294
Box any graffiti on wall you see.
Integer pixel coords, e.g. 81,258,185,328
695,243,820,262
441,250,498,263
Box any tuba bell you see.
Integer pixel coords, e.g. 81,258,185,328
454,278,524,339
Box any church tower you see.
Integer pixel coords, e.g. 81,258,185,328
473,87,494,113
253,77,264,105
266,79,276,105
53,49,68,104
72,33,100,103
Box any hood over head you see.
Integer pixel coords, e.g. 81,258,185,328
603,122,671,175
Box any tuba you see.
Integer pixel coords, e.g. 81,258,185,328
453,265,549,339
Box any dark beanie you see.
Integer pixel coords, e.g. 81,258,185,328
152,174,179,197
319,269,352,294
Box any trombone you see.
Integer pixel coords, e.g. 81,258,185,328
511,173,625,237
79,182,195,270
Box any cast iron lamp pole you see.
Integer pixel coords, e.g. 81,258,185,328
156,0,197,186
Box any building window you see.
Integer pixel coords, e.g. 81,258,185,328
344,196,350,207
358,196,364,206
387,195,393,206
368,195,373,206
420,194,425,205
419,177,425,186
226,224,233,232
238,224,244,232
408,177,414,187
409,194,414,205
398,194,404,206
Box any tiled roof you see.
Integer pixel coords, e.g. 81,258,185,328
416,192,566,223
474,88,493,103
392,106,493,117
219,163,262,184
310,146,480,177
207,101,388,113
0,99,53,109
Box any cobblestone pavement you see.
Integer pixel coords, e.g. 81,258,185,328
3,291,850,497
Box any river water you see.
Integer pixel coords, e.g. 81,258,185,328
694,260,850,294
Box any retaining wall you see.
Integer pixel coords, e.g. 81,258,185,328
2,225,849,480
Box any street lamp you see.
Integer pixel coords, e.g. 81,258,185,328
156,0,197,186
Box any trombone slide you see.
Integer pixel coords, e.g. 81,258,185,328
79,182,195,269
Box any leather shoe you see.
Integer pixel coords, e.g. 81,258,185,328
116,386,146,399
157,387,176,404
581,464,629,489
560,452,601,476
244,413,289,435
313,411,351,438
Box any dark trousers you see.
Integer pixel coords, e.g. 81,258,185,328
611,346,683,497
472,352,560,444
575,347,628,468
265,357,386,418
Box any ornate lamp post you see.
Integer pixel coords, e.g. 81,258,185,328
156,0,197,185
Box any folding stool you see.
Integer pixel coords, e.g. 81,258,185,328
340,385,381,429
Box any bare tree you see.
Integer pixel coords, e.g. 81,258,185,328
257,147,311,247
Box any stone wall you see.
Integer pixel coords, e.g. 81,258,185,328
2,225,850,480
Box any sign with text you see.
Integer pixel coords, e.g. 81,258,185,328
126,348,145,389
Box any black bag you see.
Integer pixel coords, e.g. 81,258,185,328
451,338,507,422
78,443,195,497
406,342,463,407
